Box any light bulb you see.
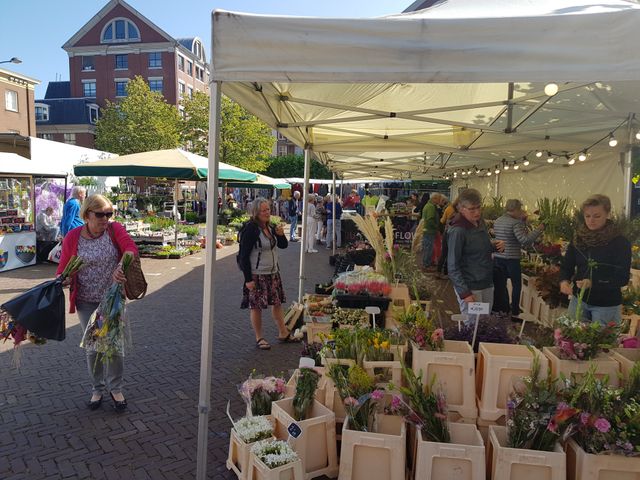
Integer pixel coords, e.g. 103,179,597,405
467,168,472,175
608,134,617,147
544,83,559,96
578,152,587,161
523,159,530,166
461,170,466,176
635,131,640,140
547,152,554,163
568,158,576,165
503,163,509,170
487,171,492,176
494,166,500,174
535,150,543,158
513,163,519,170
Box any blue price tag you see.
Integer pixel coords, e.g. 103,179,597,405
287,422,302,439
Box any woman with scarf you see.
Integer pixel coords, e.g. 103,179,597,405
560,194,631,324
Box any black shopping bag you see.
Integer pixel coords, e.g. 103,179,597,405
1,279,66,341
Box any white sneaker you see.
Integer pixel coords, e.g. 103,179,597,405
308,249,319,253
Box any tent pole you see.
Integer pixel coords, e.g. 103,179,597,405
494,171,499,197
174,178,179,247
196,80,222,480
298,148,311,303
332,171,336,256
624,113,635,218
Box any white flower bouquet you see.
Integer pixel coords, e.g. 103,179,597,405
251,439,299,469
234,416,273,444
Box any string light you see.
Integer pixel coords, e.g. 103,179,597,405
578,151,587,161
474,165,480,175
568,157,576,165
608,133,617,147
544,83,559,96
467,167,472,175
523,156,530,166
502,159,509,170
547,152,554,163
513,161,519,170
636,131,640,140
494,165,500,174
486,170,492,176
535,150,543,158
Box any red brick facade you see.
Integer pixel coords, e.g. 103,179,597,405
0,70,39,137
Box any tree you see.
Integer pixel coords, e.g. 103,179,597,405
95,76,181,155
179,94,275,171
262,154,333,179
179,90,209,156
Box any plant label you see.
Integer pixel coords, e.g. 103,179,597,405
287,422,302,439
468,302,490,315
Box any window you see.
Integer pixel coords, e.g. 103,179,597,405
177,55,184,72
89,105,99,124
187,60,193,76
82,56,95,71
83,81,97,98
64,133,76,145
5,90,18,111
277,145,288,157
115,54,128,69
148,52,162,68
178,82,186,98
35,104,49,121
187,86,193,98
193,40,204,61
115,80,129,97
195,66,204,82
101,18,140,43
38,133,54,140
149,79,163,93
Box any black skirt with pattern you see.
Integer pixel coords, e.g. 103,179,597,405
241,272,286,310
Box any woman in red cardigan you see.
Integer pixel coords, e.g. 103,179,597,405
57,194,138,412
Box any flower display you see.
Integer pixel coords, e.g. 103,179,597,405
251,439,299,469
334,271,391,297
622,284,640,316
292,367,320,421
394,303,443,351
553,316,619,361
239,373,286,416
234,415,274,444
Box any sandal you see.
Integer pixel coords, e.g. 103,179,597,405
277,332,301,343
256,338,271,350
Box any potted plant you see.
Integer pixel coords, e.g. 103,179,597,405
227,416,275,480
488,355,573,480
362,329,405,388
247,439,303,480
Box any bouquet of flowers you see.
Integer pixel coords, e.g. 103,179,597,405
565,363,640,456
233,415,274,444
251,439,299,469
80,252,134,367
327,363,385,432
320,326,366,363
387,362,449,443
507,354,576,451
363,329,403,362
395,303,443,351
292,367,321,421
334,271,391,297
239,373,286,416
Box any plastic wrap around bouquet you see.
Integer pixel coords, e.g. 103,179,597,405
1,256,84,347
80,252,134,365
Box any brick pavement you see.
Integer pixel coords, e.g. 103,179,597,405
0,239,459,479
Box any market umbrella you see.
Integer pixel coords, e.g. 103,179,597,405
225,174,290,189
74,149,258,245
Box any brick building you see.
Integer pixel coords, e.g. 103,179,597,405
0,68,40,137
36,0,209,148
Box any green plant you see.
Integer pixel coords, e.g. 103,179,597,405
482,195,505,221
178,225,199,237
536,197,573,243
395,303,443,351
292,368,320,421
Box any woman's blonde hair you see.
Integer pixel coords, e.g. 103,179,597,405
582,194,611,214
80,194,113,220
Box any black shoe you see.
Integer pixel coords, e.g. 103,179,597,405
110,392,127,413
87,395,103,410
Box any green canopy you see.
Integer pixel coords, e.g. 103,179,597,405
73,148,257,182
225,174,290,189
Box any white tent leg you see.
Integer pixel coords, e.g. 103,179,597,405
196,81,222,480
332,172,336,256
298,149,311,303
623,114,634,218
494,171,499,197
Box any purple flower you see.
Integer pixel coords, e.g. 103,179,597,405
391,395,402,409
580,412,591,425
594,418,611,433
371,390,385,401
507,400,516,410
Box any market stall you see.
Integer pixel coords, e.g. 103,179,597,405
0,153,67,272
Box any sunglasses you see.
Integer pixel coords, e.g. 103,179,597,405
91,211,114,219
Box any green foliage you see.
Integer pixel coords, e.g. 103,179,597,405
77,177,98,187
536,197,574,243
179,90,209,156
95,76,181,154
293,368,320,421
482,195,505,220
262,154,332,179
142,216,174,231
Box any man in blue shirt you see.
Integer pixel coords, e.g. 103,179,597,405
60,186,86,237
325,195,343,249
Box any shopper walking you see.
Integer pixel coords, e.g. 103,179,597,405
60,186,86,237
493,199,544,317
436,197,457,279
288,191,301,241
447,188,504,324
560,194,631,324
239,198,296,350
421,193,442,270
57,194,137,412
305,195,318,253
325,195,343,250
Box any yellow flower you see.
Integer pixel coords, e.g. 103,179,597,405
380,341,390,349
633,245,639,252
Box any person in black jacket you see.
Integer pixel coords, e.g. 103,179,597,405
560,194,631,324
239,197,296,350
288,191,301,241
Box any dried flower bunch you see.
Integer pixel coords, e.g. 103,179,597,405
234,416,273,444
251,440,299,469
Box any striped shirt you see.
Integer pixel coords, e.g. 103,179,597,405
493,213,542,259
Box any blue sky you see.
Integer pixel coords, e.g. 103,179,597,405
1,0,404,99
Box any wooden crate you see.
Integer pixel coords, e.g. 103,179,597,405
305,322,332,344
285,368,328,407
611,348,640,380
566,439,640,480
227,428,275,480
338,414,406,480
543,347,619,387
476,343,547,422
247,454,304,480
411,341,477,420
488,425,565,480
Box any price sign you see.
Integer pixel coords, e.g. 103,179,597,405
468,302,490,315
287,422,302,439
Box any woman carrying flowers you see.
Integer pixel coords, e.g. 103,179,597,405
559,194,631,324
57,194,138,412
239,197,297,350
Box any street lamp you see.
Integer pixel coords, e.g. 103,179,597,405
0,57,22,65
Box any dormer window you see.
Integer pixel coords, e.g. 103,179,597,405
35,103,50,122
101,18,140,43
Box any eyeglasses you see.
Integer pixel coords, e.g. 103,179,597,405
91,211,114,219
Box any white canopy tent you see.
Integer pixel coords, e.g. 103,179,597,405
197,1,640,476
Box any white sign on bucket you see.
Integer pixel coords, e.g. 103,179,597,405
468,302,490,315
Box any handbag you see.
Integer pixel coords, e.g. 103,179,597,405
107,224,147,300
47,241,63,264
